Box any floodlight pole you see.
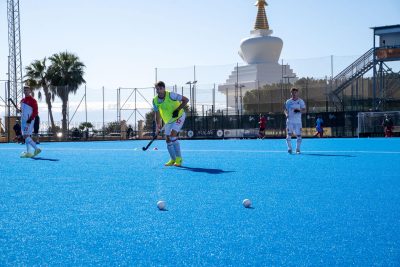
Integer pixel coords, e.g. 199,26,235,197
186,80,197,131
239,84,245,116
102,86,104,138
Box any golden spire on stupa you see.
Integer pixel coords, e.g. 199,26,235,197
254,0,269,30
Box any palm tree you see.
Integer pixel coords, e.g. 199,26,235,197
47,51,86,134
25,58,57,131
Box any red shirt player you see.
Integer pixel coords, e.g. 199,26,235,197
258,114,267,139
20,86,41,158
382,115,394,137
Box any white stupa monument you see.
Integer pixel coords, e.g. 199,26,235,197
218,0,296,107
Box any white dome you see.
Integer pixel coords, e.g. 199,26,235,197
239,31,283,64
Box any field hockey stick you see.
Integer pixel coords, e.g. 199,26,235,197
142,116,177,151
142,124,165,151
8,98,20,112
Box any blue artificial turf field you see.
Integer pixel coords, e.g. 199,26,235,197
0,138,399,266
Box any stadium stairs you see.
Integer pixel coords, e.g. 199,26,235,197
329,48,375,110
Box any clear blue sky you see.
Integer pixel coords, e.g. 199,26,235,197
0,0,399,125
1,0,399,88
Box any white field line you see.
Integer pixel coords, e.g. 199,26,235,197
1,147,400,154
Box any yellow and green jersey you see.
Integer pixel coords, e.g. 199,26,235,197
153,91,184,123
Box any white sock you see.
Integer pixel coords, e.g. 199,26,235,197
286,135,292,150
26,137,38,150
25,140,30,153
296,136,302,151
167,142,176,160
171,137,181,158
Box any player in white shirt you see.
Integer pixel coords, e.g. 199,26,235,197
284,87,306,154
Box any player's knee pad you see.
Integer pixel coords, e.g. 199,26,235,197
170,136,178,142
167,142,173,147
296,136,302,141
286,135,292,141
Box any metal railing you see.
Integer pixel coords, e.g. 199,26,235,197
332,48,375,96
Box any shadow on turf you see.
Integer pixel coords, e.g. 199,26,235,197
177,166,234,174
31,157,60,162
302,153,355,157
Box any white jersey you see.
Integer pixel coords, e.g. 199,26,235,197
285,98,306,124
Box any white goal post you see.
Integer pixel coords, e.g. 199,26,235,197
357,111,400,137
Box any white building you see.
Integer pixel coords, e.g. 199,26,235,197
218,0,296,111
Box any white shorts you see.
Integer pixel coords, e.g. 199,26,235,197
287,122,302,136
165,113,186,136
21,119,35,136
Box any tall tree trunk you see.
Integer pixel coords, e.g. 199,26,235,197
61,94,69,137
42,85,56,131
